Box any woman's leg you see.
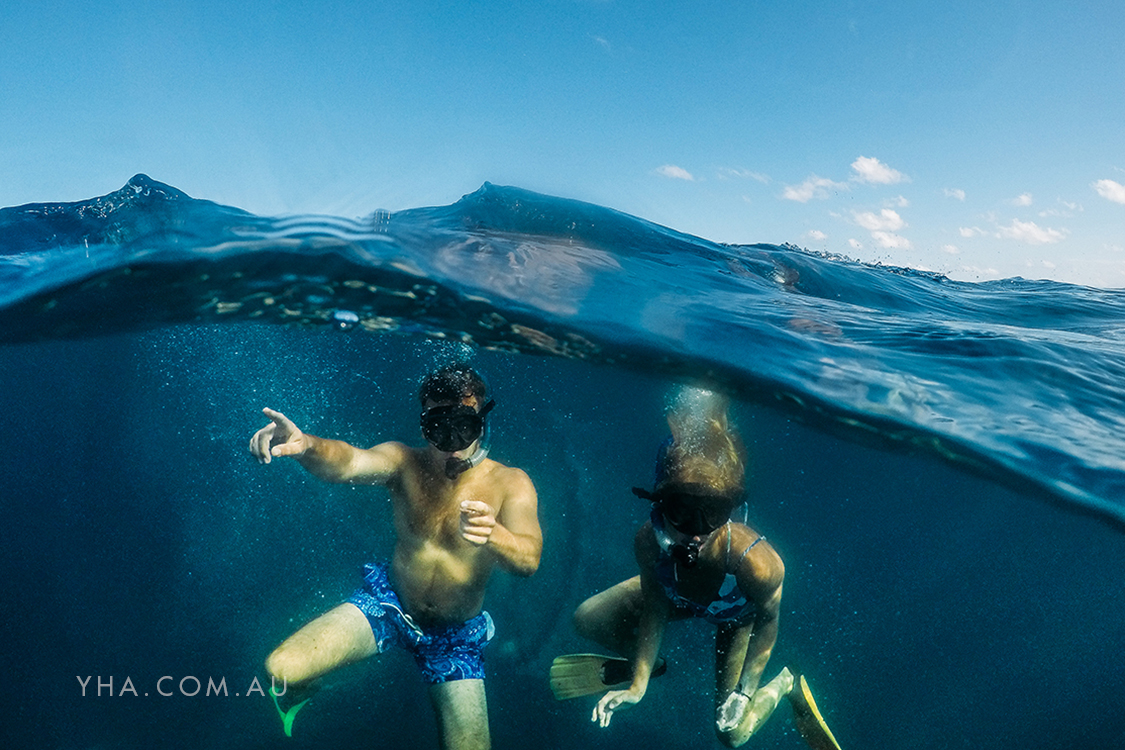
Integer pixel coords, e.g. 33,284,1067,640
571,576,644,655
714,624,793,747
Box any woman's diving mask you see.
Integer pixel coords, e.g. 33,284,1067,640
635,484,741,567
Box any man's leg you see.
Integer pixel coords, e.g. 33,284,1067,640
429,679,490,750
266,602,378,685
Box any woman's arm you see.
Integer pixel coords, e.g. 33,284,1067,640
593,527,671,728
715,532,785,731
733,593,781,696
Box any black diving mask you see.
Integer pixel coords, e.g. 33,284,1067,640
660,497,736,537
634,484,739,539
420,400,495,453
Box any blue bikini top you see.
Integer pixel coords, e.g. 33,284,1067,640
651,508,763,624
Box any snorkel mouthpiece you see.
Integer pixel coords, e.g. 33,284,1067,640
649,506,705,568
444,457,473,480
672,538,703,567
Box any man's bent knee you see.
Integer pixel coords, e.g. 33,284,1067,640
266,645,311,686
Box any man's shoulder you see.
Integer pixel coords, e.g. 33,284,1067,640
359,440,419,476
481,458,535,493
364,440,414,460
478,454,521,474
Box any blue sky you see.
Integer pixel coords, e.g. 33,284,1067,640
3,0,1124,287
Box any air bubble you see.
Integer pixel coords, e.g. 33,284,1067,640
332,309,360,331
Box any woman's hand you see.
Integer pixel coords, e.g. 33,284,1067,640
715,689,751,732
592,687,645,728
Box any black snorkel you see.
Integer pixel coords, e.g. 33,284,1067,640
669,530,704,568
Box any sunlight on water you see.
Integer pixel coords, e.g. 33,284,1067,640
2,178,1125,750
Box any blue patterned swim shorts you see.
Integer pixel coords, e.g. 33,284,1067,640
346,562,495,684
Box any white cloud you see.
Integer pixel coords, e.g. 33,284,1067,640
781,175,847,202
854,209,906,232
942,244,960,255
959,226,984,238
850,156,908,185
719,168,769,183
1093,179,1125,204
806,230,827,241
944,188,966,201
887,195,909,208
871,231,912,249
654,165,695,181
960,264,1001,277
852,209,910,248
1010,193,1033,206
848,239,863,250
1041,260,1057,270
1039,203,1078,218
996,219,1067,245
590,35,611,51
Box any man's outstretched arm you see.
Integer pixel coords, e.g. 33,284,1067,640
250,407,403,484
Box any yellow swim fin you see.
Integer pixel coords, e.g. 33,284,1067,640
788,675,842,750
549,653,631,700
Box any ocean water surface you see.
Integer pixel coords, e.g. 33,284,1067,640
1,176,1122,749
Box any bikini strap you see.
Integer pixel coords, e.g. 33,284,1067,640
734,534,765,570
724,521,733,568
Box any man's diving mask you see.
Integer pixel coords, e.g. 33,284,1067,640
420,399,495,453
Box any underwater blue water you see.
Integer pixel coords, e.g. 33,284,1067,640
0,177,1122,749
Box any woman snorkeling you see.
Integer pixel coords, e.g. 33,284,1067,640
550,388,840,749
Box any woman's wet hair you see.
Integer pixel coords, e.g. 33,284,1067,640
418,365,488,407
657,387,746,501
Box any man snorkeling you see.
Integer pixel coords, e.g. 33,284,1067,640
550,388,841,749
249,365,542,750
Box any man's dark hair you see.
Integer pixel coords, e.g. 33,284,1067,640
418,365,488,407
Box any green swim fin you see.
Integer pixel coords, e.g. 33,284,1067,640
548,653,666,700
270,685,311,738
